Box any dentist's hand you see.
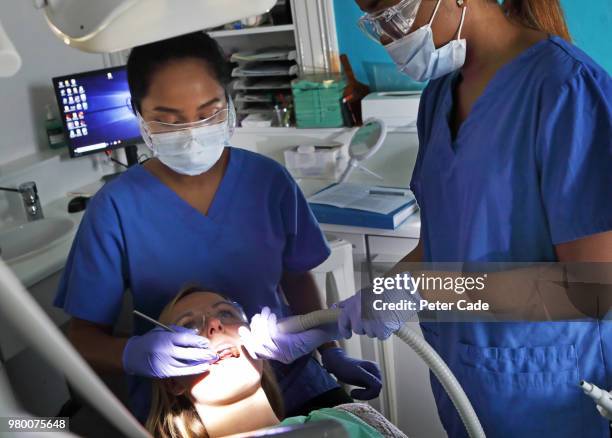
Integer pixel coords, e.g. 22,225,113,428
239,306,336,364
122,326,219,378
320,347,382,400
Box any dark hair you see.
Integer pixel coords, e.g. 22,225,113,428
127,31,230,113
502,0,571,41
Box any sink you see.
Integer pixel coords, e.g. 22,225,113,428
0,218,75,264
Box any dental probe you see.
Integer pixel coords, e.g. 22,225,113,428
580,380,612,421
133,309,176,332
277,308,486,438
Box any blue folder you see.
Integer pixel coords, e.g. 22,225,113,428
309,196,418,230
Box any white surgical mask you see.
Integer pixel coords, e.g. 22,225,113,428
385,0,467,82
138,100,235,176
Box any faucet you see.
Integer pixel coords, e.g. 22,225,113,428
0,181,44,222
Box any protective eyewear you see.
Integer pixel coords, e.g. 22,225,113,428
358,0,423,43
174,300,248,336
142,106,231,135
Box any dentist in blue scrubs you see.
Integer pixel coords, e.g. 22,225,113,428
336,0,612,436
54,32,381,422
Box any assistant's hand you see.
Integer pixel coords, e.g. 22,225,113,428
239,306,336,364
320,347,382,400
335,283,418,340
122,326,219,378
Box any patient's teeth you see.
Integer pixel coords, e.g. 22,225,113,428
213,346,240,362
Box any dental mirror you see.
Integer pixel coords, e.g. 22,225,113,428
338,118,387,183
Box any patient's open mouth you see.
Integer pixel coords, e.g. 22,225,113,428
212,344,240,364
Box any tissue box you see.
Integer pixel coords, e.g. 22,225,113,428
284,143,345,179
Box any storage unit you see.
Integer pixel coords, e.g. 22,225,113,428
210,8,298,125
208,1,294,126
206,0,342,128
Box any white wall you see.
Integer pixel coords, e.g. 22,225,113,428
0,0,105,165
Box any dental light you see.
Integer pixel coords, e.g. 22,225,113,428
2,0,277,75
33,0,277,53
278,309,487,438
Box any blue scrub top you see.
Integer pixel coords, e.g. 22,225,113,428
54,147,338,421
412,36,612,437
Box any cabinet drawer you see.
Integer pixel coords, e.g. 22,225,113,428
325,231,367,255
367,235,419,263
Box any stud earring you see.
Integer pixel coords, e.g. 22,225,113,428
457,0,464,5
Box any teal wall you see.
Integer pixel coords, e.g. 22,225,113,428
334,0,612,90
563,1,612,72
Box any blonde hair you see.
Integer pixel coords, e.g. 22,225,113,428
145,286,284,438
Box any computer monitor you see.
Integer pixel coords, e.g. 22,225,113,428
52,66,142,163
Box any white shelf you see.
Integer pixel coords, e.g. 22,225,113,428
209,24,295,38
235,126,350,135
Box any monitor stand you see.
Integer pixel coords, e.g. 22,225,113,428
101,145,140,183
124,144,139,167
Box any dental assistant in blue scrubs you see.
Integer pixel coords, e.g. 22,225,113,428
337,0,612,436
54,32,381,423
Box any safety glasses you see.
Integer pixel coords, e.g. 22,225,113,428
174,301,248,337
142,107,231,135
358,0,423,43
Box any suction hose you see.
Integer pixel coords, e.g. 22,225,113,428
580,380,612,420
278,308,486,438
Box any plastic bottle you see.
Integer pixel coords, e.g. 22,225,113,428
45,104,66,150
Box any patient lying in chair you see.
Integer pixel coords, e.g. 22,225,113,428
146,287,407,438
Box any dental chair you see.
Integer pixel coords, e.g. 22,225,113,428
0,259,353,438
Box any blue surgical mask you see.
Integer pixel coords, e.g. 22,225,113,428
145,123,229,176
385,0,467,82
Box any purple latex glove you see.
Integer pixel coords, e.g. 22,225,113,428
122,326,219,378
336,282,419,340
321,347,382,400
239,306,338,364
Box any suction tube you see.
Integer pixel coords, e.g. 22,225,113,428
580,380,612,420
277,309,486,438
